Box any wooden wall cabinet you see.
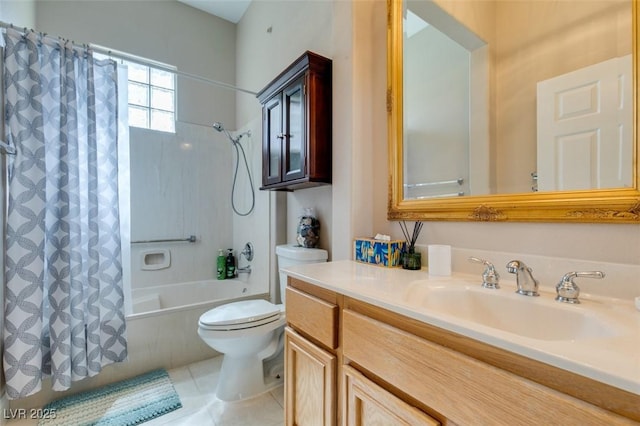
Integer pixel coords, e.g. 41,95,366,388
286,278,639,426
257,51,332,191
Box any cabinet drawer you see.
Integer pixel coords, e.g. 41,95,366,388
286,286,338,350
342,309,634,425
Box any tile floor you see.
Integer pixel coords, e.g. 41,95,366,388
8,356,285,426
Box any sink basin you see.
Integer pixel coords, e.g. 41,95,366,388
402,282,619,341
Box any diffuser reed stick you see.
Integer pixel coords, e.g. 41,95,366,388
399,221,423,253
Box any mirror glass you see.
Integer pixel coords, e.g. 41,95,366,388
402,0,632,200
388,0,640,223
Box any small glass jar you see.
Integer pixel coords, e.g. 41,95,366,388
402,250,421,270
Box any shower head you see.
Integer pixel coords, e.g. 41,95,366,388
212,121,251,144
213,121,235,144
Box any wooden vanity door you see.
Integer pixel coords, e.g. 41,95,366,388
285,327,336,426
343,365,440,426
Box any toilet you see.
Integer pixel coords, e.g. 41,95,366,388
197,244,328,401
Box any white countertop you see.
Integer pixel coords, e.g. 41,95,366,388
282,260,640,396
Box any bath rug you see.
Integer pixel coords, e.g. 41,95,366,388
38,369,182,426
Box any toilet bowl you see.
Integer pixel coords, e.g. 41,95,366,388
197,244,328,401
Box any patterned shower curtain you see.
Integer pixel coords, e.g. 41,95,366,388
2,28,127,399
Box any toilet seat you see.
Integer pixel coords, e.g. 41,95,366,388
199,300,283,331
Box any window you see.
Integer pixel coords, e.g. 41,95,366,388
94,51,176,133
126,61,176,133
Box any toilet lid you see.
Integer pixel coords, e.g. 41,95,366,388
199,299,280,327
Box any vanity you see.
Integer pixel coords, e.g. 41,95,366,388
283,260,640,425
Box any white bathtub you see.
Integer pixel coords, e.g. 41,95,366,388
122,279,269,381
128,278,262,319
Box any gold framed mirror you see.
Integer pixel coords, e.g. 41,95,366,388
387,0,640,222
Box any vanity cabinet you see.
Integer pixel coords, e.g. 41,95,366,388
286,278,639,426
257,51,332,191
285,284,339,425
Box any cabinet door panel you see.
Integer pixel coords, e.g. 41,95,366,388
285,327,336,426
283,77,306,181
263,94,283,186
343,365,440,426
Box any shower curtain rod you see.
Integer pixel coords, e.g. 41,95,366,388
0,21,258,96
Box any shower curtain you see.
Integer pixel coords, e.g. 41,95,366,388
2,28,127,399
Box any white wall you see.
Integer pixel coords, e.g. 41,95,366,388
0,0,35,28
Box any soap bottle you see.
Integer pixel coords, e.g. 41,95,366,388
225,249,236,279
216,249,226,280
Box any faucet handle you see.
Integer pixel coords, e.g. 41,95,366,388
468,257,500,289
555,271,605,304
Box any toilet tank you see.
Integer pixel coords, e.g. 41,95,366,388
276,244,328,304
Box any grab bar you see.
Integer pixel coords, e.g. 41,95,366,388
404,178,463,188
131,235,197,244
410,192,465,200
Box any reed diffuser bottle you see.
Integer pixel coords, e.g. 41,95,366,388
400,221,424,270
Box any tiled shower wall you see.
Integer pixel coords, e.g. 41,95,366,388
129,123,234,289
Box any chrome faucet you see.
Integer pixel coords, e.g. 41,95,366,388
237,265,252,274
468,257,500,289
506,260,539,296
555,271,605,304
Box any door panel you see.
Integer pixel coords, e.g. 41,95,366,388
264,94,283,186
343,365,440,426
283,77,306,181
285,328,335,426
536,55,632,191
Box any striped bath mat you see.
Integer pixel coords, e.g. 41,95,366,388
38,369,182,426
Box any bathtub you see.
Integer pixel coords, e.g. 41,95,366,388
128,278,263,319
123,279,269,380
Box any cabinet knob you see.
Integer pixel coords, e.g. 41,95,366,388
277,133,286,139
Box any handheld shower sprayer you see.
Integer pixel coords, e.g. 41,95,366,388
212,121,256,216
212,121,250,144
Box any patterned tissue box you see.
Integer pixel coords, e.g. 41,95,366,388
354,238,406,268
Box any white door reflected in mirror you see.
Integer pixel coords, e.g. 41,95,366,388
536,55,633,192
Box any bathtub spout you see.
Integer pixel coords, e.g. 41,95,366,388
237,265,251,274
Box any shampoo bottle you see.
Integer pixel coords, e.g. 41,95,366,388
216,249,226,280
225,249,236,279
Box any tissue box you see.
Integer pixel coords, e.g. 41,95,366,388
354,238,406,268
